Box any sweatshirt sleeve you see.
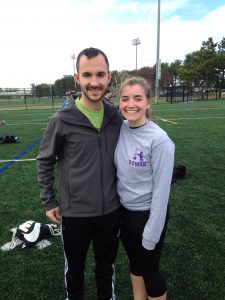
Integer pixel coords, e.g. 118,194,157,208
36,116,61,211
142,136,175,250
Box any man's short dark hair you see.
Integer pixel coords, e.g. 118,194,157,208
76,47,109,73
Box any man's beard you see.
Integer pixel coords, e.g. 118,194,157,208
81,87,106,103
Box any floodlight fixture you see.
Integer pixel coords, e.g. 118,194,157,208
132,38,141,46
132,38,141,70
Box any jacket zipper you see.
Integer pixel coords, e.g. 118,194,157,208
98,134,105,215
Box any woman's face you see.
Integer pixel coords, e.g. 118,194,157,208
119,84,150,127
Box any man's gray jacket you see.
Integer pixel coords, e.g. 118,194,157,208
37,100,122,217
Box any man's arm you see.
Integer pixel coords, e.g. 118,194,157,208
37,116,61,216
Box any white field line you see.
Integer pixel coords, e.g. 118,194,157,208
166,116,225,121
0,158,37,163
153,106,225,112
154,116,225,122
3,122,47,126
1,112,52,116
154,109,225,113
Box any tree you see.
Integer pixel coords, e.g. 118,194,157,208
111,70,131,95
54,75,76,96
215,37,225,98
178,37,220,99
35,84,52,98
201,37,217,52
168,60,182,86
160,63,173,88
131,66,154,87
179,51,203,86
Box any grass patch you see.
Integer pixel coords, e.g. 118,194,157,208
0,100,225,299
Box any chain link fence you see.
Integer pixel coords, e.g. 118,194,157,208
0,89,63,110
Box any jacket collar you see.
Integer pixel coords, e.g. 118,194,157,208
58,99,119,128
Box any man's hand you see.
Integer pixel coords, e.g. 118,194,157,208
46,207,61,224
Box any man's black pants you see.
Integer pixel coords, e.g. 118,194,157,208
62,208,120,300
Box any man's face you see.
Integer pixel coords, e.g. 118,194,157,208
75,54,111,108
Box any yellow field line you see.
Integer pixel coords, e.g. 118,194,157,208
154,115,178,125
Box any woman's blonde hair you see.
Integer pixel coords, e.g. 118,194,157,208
119,76,151,119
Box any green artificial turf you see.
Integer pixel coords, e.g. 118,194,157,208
0,100,225,299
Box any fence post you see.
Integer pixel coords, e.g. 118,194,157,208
50,84,54,109
24,88,27,110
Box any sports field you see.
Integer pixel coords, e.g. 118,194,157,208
0,99,225,299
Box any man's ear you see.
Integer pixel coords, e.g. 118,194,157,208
74,74,79,85
108,72,112,84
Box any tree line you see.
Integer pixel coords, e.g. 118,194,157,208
1,37,224,99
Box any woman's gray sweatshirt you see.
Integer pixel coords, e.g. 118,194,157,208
114,120,175,250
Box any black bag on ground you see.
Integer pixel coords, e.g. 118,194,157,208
172,165,186,185
0,135,18,144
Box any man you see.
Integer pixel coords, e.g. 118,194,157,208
103,88,114,104
37,47,122,300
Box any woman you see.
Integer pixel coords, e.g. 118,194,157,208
114,76,175,300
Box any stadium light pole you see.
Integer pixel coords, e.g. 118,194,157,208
71,54,76,89
132,38,141,70
155,0,161,104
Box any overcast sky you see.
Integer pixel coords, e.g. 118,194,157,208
0,0,224,88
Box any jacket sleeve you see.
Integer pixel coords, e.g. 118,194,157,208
36,116,61,211
142,137,175,250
